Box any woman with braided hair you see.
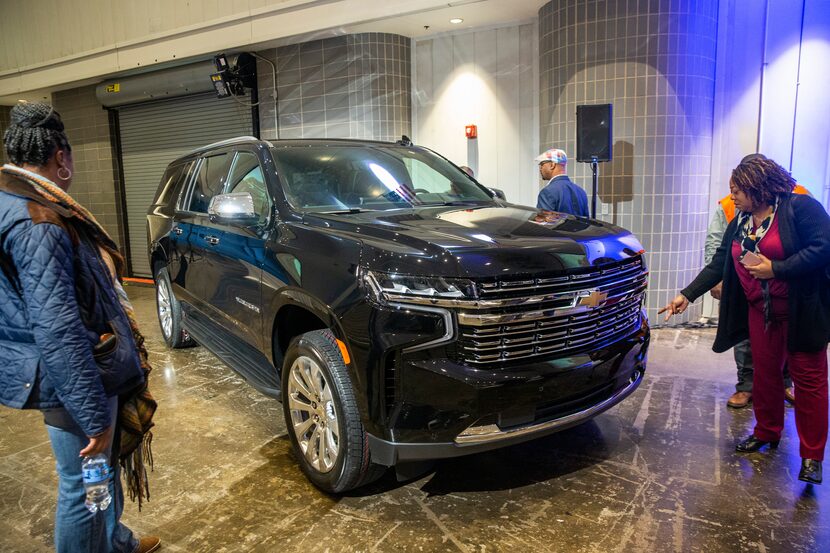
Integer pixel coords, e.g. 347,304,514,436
0,102,160,552
661,156,830,485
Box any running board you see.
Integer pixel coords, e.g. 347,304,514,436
181,304,281,399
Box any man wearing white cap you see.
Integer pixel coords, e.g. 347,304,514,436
535,148,589,217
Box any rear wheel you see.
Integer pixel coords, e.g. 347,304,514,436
282,329,384,492
154,268,194,348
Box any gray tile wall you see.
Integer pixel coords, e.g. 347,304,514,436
539,0,718,322
52,86,125,248
257,33,411,142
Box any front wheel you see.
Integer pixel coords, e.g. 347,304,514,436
154,268,194,349
282,330,384,492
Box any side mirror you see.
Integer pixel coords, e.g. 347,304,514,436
208,192,259,226
489,188,507,201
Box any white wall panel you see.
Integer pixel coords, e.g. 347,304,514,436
757,1,803,165
414,22,538,207
710,0,830,206
790,0,830,203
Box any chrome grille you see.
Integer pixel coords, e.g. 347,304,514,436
456,257,647,365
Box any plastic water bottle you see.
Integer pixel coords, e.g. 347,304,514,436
82,454,112,513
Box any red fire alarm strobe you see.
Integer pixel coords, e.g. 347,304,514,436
465,124,477,139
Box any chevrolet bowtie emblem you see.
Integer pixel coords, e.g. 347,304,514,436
577,290,608,307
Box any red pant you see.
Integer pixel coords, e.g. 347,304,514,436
749,306,829,460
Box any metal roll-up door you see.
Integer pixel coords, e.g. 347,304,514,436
118,93,252,277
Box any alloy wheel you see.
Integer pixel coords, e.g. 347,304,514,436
287,355,340,473
157,279,173,340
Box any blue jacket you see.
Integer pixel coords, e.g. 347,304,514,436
537,175,590,217
0,172,144,437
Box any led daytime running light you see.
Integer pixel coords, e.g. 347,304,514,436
364,270,469,299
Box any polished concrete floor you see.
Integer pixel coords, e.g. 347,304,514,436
1,285,828,553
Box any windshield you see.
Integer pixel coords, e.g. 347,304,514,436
269,144,495,213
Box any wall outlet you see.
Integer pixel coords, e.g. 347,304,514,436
601,202,610,215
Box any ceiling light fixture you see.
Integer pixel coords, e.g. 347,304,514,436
450,18,463,24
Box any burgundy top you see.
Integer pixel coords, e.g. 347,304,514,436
731,217,789,317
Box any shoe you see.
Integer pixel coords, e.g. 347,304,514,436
727,391,752,409
785,387,795,406
735,435,780,452
798,459,822,484
137,536,161,553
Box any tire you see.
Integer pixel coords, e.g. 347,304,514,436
154,267,195,349
282,329,385,493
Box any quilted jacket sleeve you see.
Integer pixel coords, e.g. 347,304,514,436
9,221,111,437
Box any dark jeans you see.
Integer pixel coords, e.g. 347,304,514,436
43,398,138,553
734,338,793,392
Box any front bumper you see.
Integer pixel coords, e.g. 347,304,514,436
366,320,649,466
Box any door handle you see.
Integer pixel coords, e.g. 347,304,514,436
206,235,220,245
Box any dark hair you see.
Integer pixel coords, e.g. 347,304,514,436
3,102,71,166
739,152,766,164
730,157,795,207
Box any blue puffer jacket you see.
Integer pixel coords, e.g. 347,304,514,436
0,171,144,437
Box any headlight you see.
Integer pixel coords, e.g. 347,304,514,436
363,270,474,303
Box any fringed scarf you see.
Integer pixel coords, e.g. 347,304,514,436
1,164,157,510
736,199,778,329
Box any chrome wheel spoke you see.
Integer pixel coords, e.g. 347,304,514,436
307,426,321,467
311,363,325,395
320,384,333,404
318,427,328,469
293,416,314,437
289,394,313,414
298,360,318,396
327,414,339,443
290,370,314,401
325,427,338,453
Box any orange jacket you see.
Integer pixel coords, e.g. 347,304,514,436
720,185,810,223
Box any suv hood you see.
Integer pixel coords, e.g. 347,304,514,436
304,204,644,277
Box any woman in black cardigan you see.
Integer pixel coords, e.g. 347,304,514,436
661,157,830,485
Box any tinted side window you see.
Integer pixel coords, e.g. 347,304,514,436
154,162,190,206
227,152,270,225
188,154,230,213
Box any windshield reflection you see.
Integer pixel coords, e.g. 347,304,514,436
269,145,495,213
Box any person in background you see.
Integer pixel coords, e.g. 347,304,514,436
661,156,830,485
706,153,810,409
0,102,161,552
535,148,589,217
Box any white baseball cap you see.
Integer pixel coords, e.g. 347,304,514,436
534,148,567,165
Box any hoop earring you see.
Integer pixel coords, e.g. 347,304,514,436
57,167,72,181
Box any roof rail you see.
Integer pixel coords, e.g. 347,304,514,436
184,136,270,156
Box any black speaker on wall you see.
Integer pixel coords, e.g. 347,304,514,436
576,104,613,162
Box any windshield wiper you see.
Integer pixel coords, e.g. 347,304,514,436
418,200,489,207
320,208,376,214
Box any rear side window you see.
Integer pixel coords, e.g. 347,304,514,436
188,153,230,213
155,161,194,206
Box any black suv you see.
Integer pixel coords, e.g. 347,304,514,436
147,136,650,492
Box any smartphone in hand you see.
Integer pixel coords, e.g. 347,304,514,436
739,251,762,266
